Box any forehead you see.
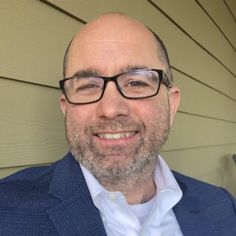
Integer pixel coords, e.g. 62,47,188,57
66,15,163,76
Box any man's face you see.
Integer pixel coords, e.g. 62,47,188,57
60,15,180,187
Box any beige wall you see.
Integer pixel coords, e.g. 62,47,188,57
0,0,236,195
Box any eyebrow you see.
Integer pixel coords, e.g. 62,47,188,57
72,68,101,77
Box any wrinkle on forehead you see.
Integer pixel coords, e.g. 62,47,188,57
71,64,151,78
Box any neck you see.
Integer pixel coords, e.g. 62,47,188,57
103,174,156,205
124,177,156,204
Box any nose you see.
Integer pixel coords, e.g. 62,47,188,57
96,82,129,119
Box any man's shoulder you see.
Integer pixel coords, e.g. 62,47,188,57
173,171,229,192
173,171,236,208
0,157,69,235
0,159,61,208
0,162,55,187
173,171,236,234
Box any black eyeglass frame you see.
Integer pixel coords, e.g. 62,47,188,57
59,69,173,105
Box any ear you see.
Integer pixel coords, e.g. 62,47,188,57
168,86,180,126
60,94,67,116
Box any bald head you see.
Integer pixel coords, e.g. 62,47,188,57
63,13,172,81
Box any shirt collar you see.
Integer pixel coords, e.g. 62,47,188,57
151,156,183,220
80,164,105,202
154,155,182,194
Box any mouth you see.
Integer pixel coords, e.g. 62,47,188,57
95,131,137,140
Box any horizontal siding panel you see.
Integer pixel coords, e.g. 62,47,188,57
0,0,82,87
152,0,236,73
47,0,136,21
198,0,236,49
162,144,236,195
150,27,236,101
164,112,236,150
226,0,236,20
173,70,236,123
0,78,67,168
47,0,236,101
162,144,236,178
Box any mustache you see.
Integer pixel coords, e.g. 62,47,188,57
89,117,142,132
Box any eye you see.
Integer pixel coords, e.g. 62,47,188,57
72,77,103,94
124,79,150,88
76,83,100,91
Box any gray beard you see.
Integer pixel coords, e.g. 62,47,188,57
65,112,170,190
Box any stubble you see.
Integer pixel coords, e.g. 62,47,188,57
65,104,170,190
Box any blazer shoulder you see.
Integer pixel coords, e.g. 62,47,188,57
174,171,222,191
0,161,59,206
173,171,236,235
173,171,236,210
0,163,55,185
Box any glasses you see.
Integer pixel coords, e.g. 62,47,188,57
59,69,173,105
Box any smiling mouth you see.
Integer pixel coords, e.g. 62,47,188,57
95,131,137,140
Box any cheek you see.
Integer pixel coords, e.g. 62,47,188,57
66,105,95,124
65,106,95,142
131,98,169,123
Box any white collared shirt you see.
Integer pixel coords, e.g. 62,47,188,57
81,156,183,236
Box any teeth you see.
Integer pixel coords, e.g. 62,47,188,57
97,132,136,140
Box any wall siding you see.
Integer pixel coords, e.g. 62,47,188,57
0,0,235,195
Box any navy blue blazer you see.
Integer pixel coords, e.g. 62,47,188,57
0,152,236,235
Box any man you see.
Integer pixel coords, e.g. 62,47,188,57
0,13,236,236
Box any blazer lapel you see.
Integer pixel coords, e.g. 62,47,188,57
47,153,107,236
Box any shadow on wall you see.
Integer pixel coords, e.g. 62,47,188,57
222,154,236,197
